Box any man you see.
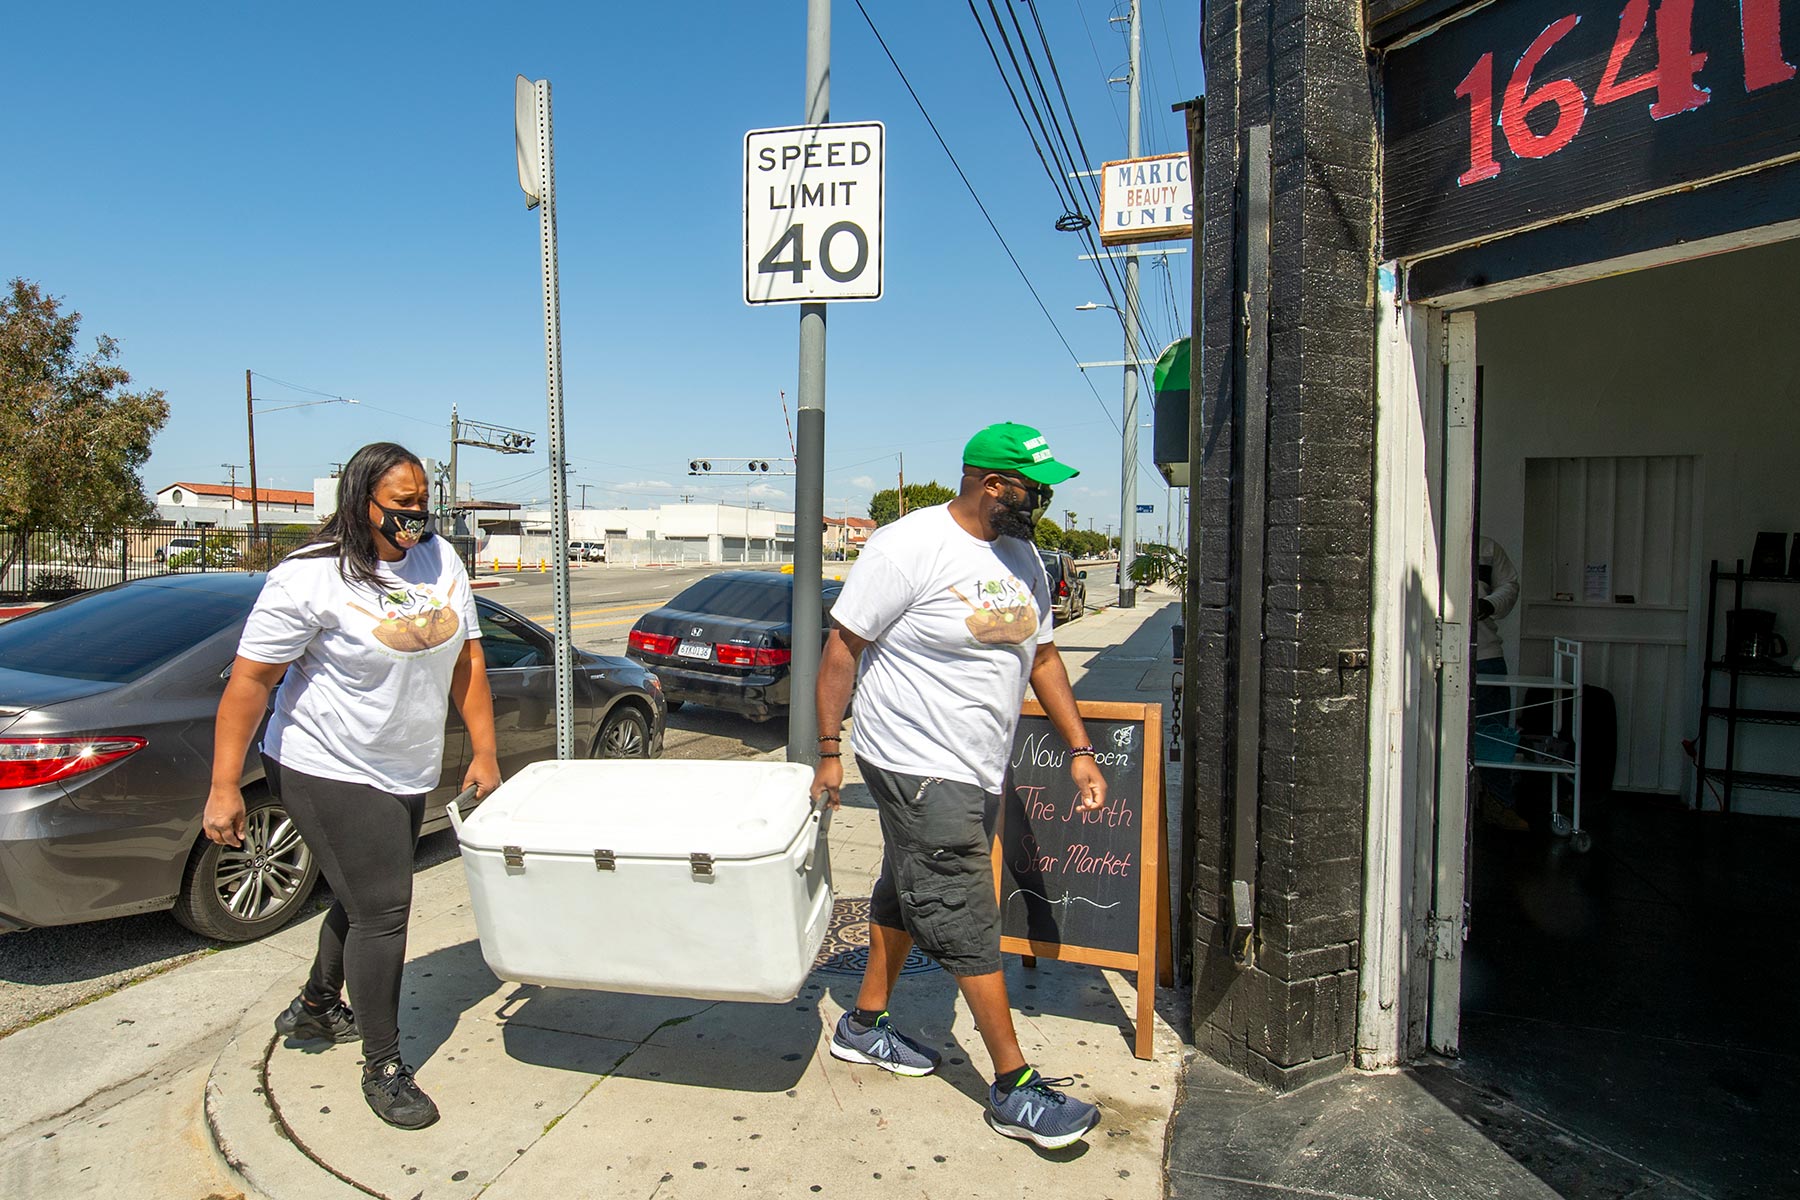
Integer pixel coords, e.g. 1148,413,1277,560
810,422,1108,1150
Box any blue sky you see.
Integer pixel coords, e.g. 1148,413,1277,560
5,2,1200,537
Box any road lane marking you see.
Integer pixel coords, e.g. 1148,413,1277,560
520,600,667,622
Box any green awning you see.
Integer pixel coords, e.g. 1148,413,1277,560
1153,336,1190,396
1151,337,1192,488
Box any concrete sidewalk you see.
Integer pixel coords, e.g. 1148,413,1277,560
202,593,1191,1200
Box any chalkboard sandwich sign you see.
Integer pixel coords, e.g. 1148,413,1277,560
992,699,1173,1060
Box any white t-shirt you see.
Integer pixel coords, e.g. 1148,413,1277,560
831,504,1053,793
237,538,481,795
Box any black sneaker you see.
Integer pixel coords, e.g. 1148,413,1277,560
273,995,360,1044
361,1060,440,1130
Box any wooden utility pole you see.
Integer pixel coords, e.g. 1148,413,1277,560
897,452,906,517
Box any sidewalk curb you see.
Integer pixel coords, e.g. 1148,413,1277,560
205,978,367,1200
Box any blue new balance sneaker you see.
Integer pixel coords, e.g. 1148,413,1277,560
828,1012,942,1077
986,1070,1101,1149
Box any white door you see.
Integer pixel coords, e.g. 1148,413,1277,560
1520,456,1698,793
1428,310,1478,1056
1359,298,1475,1066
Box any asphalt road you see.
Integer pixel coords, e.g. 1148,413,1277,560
0,557,1123,1035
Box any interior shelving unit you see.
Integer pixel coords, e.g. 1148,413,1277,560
1694,559,1800,812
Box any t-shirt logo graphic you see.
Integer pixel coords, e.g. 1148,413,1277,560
949,577,1038,646
347,581,462,654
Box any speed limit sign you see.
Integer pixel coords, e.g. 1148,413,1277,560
743,122,885,305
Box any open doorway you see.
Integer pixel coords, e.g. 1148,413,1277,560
1452,236,1800,1196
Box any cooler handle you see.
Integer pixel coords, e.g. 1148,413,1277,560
444,784,480,836
803,791,834,873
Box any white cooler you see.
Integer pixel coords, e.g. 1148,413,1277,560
448,759,833,1003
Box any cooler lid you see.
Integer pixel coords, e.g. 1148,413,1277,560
455,759,818,861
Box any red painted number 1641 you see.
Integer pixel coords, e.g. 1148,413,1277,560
1454,0,1796,186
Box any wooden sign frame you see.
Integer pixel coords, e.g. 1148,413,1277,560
992,699,1173,1060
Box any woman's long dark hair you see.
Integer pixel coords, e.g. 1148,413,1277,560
294,442,426,593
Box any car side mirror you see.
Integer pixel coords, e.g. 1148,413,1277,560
1079,570,1088,580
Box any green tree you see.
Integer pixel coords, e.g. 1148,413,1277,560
0,280,168,572
868,481,956,526
1062,528,1105,558
1034,518,1063,549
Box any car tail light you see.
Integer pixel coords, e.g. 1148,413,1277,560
715,644,793,668
1057,579,1070,598
0,736,148,790
629,629,679,656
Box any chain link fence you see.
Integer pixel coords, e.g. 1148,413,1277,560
1,526,477,600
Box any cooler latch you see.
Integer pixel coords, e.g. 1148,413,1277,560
503,845,525,869
593,849,616,871
689,853,714,878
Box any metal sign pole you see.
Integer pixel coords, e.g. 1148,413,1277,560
520,76,577,759
1118,0,1143,609
787,0,830,768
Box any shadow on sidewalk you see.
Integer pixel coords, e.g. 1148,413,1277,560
396,938,821,1093
499,983,818,1093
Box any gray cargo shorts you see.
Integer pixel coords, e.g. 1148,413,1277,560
859,757,1002,977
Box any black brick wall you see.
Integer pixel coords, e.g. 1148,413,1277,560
1184,0,1379,1091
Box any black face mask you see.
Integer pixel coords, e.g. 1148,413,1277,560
374,504,433,548
992,485,1043,540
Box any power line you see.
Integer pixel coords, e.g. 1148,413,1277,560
849,0,1121,435
991,1,1170,354
1155,0,1190,103
967,1,1136,344
1073,0,1129,144
249,371,439,428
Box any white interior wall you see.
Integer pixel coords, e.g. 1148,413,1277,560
1476,237,1800,809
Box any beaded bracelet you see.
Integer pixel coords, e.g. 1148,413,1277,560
818,735,841,742
818,751,842,759
1069,746,1097,758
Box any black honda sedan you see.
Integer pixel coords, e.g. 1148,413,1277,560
0,574,664,941
626,570,842,721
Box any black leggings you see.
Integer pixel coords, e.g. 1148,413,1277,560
262,755,424,1065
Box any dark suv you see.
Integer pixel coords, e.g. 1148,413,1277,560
1038,550,1087,623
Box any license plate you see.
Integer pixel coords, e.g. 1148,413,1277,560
677,640,712,660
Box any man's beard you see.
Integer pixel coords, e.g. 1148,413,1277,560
992,497,1037,540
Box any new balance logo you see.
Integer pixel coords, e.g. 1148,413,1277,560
1015,1100,1046,1127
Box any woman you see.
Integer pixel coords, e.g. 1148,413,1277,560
205,442,500,1130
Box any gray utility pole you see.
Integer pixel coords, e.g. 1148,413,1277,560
1115,0,1144,609
221,463,244,499
516,75,576,759
245,370,261,535
787,0,830,769
448,406,458,529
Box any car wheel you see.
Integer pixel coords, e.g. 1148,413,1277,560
593,704,652,758
172,791,321,942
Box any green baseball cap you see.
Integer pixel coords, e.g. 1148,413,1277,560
962,422,1080,485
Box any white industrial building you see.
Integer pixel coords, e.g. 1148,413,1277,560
479,503,797,566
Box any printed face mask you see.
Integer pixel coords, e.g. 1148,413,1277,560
375,504,433,547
